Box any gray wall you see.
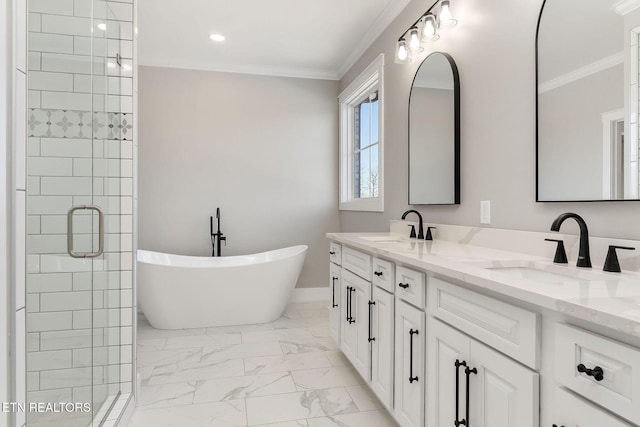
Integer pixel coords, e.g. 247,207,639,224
340,0,640,240
138,66,340,288
538,65,623,201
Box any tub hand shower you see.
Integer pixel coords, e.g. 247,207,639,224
210,207,226,257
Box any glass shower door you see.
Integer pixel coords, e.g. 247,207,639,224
25,0,125,425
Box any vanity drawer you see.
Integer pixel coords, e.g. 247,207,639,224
372,257,394,293
342,247,372,281
553,387,633,427
395,265,425,308
428,277,539,369
329,241,342,265
555,323,640,425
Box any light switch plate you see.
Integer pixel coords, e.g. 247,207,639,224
480,200,491,224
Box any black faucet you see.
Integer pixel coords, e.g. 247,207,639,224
401,210,424,239
210,208,226,257
550,212,591,268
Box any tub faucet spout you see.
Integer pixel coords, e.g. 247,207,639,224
401,209,424,239
550,212,591,268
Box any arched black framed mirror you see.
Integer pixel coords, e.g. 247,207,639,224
408,52,460,205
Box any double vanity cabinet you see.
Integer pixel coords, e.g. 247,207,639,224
327,234,640,427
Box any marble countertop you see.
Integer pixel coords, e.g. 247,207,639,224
327,232,640,339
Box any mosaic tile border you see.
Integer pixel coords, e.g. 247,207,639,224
28,109,133,141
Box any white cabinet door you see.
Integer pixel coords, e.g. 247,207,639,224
428,318,471,427
371,286,394,410
470,338,539,427
340,269,371,380
394,300,425,427
329,263,341,345
353,274,372,381
428,319,538,427
552,387,634,427
340,269,357,362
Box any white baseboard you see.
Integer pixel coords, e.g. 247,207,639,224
289,287,329,303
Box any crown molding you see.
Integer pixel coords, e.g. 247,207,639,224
613,0,640,15
337,0,413,79
137,59,340,81
538,51,623,93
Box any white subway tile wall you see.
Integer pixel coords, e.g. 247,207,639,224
26,0,134,426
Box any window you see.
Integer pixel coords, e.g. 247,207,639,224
339,54,384,211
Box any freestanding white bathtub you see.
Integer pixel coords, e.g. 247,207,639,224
137,245,307,329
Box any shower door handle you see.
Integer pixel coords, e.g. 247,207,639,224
67,205,104,258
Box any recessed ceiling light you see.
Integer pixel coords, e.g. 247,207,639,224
209,33,225,42
97,23,107,31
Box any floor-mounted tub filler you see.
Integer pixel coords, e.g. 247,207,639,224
137,245,308,329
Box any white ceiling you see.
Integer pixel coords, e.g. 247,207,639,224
137,0,411,80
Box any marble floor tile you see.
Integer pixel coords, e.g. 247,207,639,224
137,348,201,368
137,381,196,411
147,358,245,386
207,323,275,335
244,353,333,376
128,400,247,427
201,342,283,361
291,367,364,391
306,409,399,427
135,300,398,427
193,372,297,403
281,338,338,355
245,388,358,426
345,385,384,411
324,351,348,367
164,333,242,349
253,421,308,427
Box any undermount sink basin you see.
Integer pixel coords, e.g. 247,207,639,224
487,262,610,284
359,235,403,243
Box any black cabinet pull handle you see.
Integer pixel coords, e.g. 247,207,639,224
368,301,376,342
374,271,383,277
331,277,338,308
345,286,351,322
399,282,410,289
552,425,565,427
454,360,467,426
348,287,356,324
329,251,336,255
577,363,604,381
409,329,419,383
464,365,477,426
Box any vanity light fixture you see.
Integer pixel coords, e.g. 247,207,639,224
97,23,107,31
394,0,457,64
209,33,226,42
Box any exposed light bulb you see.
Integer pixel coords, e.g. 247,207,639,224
421,14,439,42
408,27,422,52
395,39,410,64
97,23,107,31
439,0,457,27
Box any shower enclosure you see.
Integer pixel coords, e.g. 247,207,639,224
25,0,136,425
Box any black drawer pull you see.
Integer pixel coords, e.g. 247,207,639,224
577,363,604,381
331,277,338,308
374,271,383,277
329,251,336,255
399,282,409,289
409,329,419,383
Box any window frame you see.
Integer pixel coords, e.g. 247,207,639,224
338,54,385,212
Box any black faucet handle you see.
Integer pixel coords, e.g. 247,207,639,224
545,238,568,264
425,227,436,241
407,224,416,238
603,245,635,273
